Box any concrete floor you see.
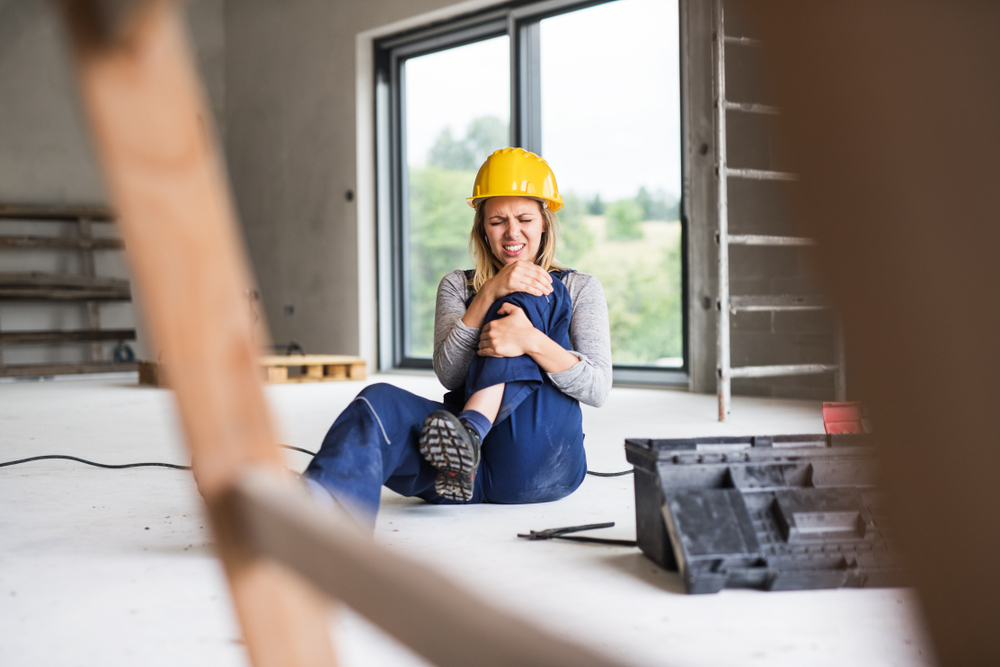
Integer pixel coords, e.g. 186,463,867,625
0,372,933,667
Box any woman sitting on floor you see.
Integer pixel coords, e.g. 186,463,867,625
304,147,612,523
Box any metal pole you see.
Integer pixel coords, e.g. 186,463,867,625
715,0,730,421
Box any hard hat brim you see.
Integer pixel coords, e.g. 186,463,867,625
466,194,563,213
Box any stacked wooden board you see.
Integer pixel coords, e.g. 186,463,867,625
139,355,366,387
0,204,137,378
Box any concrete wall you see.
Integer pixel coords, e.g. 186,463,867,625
0,0,225,367
0,0,836,399
222,0,485,362
714,0,837,400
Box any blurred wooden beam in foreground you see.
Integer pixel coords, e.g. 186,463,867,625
58,2,337,665
752,2,1000,664
56,2,633,667
227,468,633,667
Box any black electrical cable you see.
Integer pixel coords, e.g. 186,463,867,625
586,469,634,477
0,445,634,478
279,445,317,456
0,444,317,471
0,455,192,470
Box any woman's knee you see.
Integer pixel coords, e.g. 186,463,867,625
486,291,551,328
356,382,403,405
495,290,548,311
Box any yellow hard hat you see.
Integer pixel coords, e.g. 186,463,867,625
467,147,563,212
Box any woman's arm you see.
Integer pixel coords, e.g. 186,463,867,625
546,275,613,407
432,271,480,390
434,263,556,389
477,273,613,407
461,260,553,329
477,302,580,373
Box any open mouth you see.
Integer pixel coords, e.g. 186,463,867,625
503,243,525,255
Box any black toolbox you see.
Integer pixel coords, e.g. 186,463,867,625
625,433,905,594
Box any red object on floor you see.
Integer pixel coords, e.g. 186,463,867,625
822,401,865,434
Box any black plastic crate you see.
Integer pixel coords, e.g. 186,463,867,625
625,434,905,594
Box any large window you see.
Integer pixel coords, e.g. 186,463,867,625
376,0,685,382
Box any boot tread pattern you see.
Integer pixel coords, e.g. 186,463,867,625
419,412,478,501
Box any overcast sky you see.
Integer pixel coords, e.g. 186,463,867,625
405,0,681,203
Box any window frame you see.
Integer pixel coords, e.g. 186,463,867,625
375,0,689,385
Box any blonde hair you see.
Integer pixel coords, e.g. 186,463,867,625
468,198,563,293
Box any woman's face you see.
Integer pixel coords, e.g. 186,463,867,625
482,196,546,266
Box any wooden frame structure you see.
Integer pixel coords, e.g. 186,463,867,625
59,1,1000,664
57,1,629,665
0,204,137,377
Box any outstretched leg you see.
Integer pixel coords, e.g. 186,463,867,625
304,383,455,520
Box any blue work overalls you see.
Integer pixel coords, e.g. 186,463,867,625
303,270,587,517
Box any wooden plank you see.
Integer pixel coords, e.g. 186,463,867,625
140,358,365,386
266,366,288,384
229,468,632,667
0,272,130,289
0,361,137,377
0,204,115,220
260,355,367,385
0,235,124,249
137,359,163,387
59,2,337,666
0,328,136,344
0,287,131,300
259,354,364,367
729,294,829,312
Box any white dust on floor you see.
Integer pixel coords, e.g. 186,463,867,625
0,373,933,667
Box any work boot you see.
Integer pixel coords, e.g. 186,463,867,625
418,410,482,502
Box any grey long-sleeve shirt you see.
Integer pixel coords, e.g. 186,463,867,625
432,269,612,408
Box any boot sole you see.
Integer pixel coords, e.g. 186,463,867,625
418,411,478,502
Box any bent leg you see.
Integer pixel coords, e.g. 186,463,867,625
464,382,503,422
465,279,574,422
478,382,586,504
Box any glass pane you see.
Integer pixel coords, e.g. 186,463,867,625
540,0,682,367
403,37,510,358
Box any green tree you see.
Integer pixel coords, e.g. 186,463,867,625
587,194,605,215
605,198,644,240
407,166,476,355
578,229,682,364
427,116,507,171
426,127,473,170
406,115,509,355
636,187,654,220
555,192,593,268
465,116,507,161
636,186,681,221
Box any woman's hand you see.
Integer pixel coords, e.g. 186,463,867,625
478,303,539,358
484,261,553,301
478,303,581,373
462,261,552,329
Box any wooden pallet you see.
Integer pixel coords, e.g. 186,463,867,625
139,355,366,387
260,355,366,384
